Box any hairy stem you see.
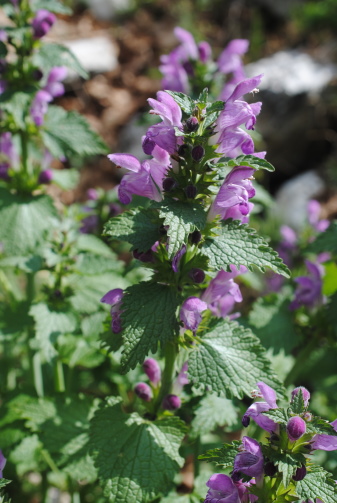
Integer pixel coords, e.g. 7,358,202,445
154,341,178,414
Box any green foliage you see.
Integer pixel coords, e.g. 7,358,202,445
248,290,298,354
104,208,161,252
165,91,195,114
0,481,11,489
188,319,284,398
30,0,72,14
0,190,58,256
296,466,337,503
228,154,275,172
307,221,337,255
89,397,186,503
33,43,88,78
202,220,290,277
0,89,35,128
158,199,207,258
326,292,337,336
51,168,80,190
30,302,79,361
119,282,181,372
42,106,108,159
198,440,241,467
190,394,238,437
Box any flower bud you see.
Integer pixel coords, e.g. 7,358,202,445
291,386,310,407
242,414,250,427
162,394,181,411
184,117,199,132
191,145,205,162
162,177,177,192
303,412,312,422
177,144,188,157
189,268,205,284
32,68,43,81
185,184,197,199
292,464,307,481
0,449,6,478
190,230,202,244
287,416,306,441
143,358,161,385
264,461,277,477
134,382,153,402
38,169,53,184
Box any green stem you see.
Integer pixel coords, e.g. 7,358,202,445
154,341,178,414
194,436,200,479
72,491,81,503
284,336,318,387
20,130,29,176
33,352,44,398
54,359,65,393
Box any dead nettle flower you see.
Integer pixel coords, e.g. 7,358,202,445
307,200,329,233
32,9,56,39
134,382,153,402
0,132,18,180
38,169,53,184
30,67,67,126
242,382,278,433
204,473,241,503
162,394,181,411
232,437,264,480
100,288,124,334
289,259,325,311
287,416,306,442
143,358,161,385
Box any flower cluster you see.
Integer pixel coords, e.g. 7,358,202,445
31,66,67,126
160,27,249,100
204,382,337,502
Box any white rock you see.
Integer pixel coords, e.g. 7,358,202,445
274,171,325,230
64,36,118,75
246,51,337,96
86,0,133,20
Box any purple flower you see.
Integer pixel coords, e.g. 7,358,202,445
175,362,189,392
307,200,329,233
218,39,249,101
180,297,207,333
134,382,153,402
242,382,278,433
217,75,263,158
30,67,67,126
100,288,124,333
87,188,99,201
32,9,56,39
80,213,99,234
108,146,170,204
208,167,256,222
143,91,183,155
198,41,212,63
200,266,246,319
143,358,161,385
287,416,306,441
204,473,241,503
162,394,181,411
291,386,310,407
233,437,264,479
0,450,6,478
172,245,186,272
44,66,67,98
290,260,325,311
311,419,337,452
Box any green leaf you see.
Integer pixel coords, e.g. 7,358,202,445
51,168,80,190
202,101,225,130
326,292,337,336
248,291,297,354
120,282,181,372
33,43,87,78
31,0,72,13
263,408,290,425
188,319,283,398
228,154,275,172
165,91,195,114
0,480,11,489
18,395,97,482
277,458,298,488
9,435,45,476
202,220,290,277
29,303,79,362
191,394,238,437
290,390,305,414
103,208,161,252
0,89,35,128
296,466,337,503
42,106,107,159
89,397,186,503
75,253,124,275
306,417,337,436
307,221,337,255
198,440,241,468
158,199,207,258
0,189,58,256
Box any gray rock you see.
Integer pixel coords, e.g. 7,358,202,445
64,36,118,76
274,171,325,231
86,0,133,21
246,50,337,96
